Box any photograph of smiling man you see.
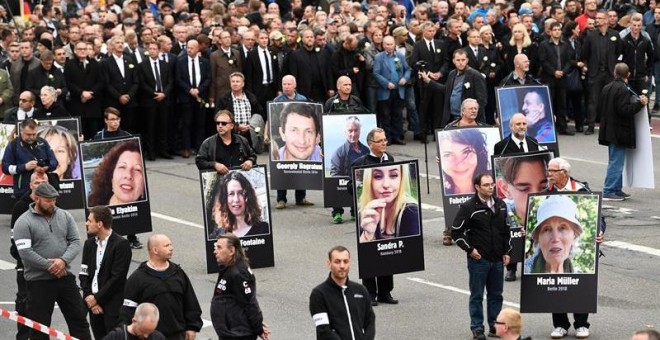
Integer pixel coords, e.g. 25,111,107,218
268,101,324,190
80,136,152,235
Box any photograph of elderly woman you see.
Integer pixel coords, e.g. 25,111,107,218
201,167,270,241
81,137,148,208
436,127,501,196
355,162,420,243
524,193,600,275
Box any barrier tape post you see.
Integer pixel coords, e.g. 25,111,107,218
0,307,78,340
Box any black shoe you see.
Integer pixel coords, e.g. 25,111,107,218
488,329,499,338
584,127,594,135
653,104,660,112
558,129,575,136
505,269,517,281
377,294,399,304
159,152,174,159
473,329,487,340
391,139,406,145
130,239,143,249
575,126,584,132
371,296,378,306
413,134,423,141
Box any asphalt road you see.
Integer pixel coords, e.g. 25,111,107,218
0,122,659,340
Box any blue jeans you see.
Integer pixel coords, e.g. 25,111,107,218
603,144,625,195
467,257,504,332
276,190,305,203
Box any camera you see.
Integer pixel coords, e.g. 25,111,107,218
36,159,47,167
415,60,429,73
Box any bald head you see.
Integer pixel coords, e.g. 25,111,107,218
510,113,528,139
514,53,530,73
147,234,173,262
282,75,297,97
337,76,352,96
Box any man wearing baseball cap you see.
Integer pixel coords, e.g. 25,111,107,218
13,182,91,340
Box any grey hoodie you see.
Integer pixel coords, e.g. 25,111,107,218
13,203,81,281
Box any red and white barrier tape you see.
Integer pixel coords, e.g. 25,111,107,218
0,307,78,340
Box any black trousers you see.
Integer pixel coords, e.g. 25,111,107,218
81,117,103,142
377,91,404,141
567,90,585,129
418,84,444,134
90,310,120,340
586,72,612,128
25,275,91,340
552,313,590,330
362,275,394,298
179,101,205,151
141,101,170,156
16,270,29,340
547,80,568,131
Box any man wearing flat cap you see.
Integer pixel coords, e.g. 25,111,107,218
13,182,92,340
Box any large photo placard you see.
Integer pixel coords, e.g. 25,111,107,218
80,136,152,235
0,123,16,213
496,85,559,155
353,160,424,279
35,118,85,209
492,151,554,263
521,192,601,313
200,166,274,273
322,113,376,208
268,101,324,190
436,127,501,233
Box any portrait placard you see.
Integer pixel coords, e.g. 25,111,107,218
35,118,85,209
0,123,15,213
492,151,554,263
322,113,376,208
496,85,559,155
520,192,601,313
436,127,501,234
268,101,324,190
199,166,274,273
80,136,152,235
353,160,424,279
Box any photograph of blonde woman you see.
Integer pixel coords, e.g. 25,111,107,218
357,163,420,243
37,124,80,180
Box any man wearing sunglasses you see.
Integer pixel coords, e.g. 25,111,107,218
195,110,256,175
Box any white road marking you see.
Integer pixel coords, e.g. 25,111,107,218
562,156,607,166
407,277,520,309
421,203,444,213
0,259,15,270
419,172,441,180
603,241,660,257
151,212,204,229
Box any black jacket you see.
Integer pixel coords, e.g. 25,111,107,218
451,194,511,261
621,32,654,79
10,191,33,269
210,260,264,338
493,135,541,155
538,39,574,84
411,38,449,75
598,79,644,148
103,324,166,339
25,65,67,107
79,232,132,317
64,58,105,118
426,66,487,125
120,262,203,337
195,133,257,170
101,54,140,109
582,29,623,78
137,58,172,106
309,275,375,340
216,90,264,120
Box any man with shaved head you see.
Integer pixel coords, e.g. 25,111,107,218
105,303,165,339
120,234,203,339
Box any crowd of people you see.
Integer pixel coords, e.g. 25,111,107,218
0,0,656,338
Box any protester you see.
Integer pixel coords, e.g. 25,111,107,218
103,303,166,340
120,234,203,339
13,183,92,340
211,233,270,340
80,205,132,339
309,246,375,339
598,63,647,201
452,172,510,340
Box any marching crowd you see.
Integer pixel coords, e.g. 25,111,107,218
1,0,658,339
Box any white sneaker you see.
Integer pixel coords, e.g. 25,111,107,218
575,327,590,339
551,327,568,339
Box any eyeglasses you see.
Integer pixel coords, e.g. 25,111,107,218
494,321,506,326
106,117,120,121
546,169,564,173
369,138,387,144
216,121,232,126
